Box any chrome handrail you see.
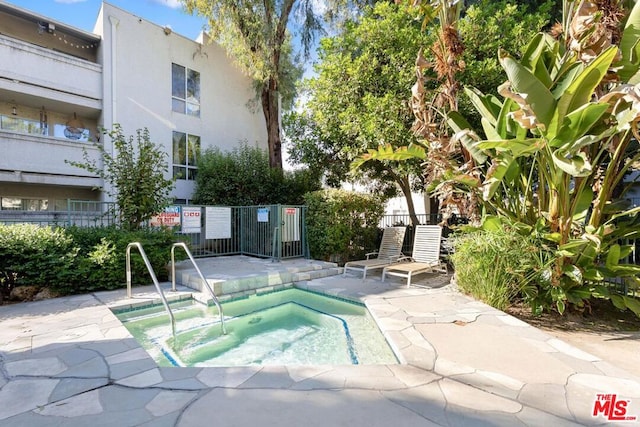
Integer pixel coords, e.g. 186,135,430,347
171,242,226,335
126,242,176,340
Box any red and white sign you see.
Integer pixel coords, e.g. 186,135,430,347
150,206,181,228
182,207,201,233
593,394,637,422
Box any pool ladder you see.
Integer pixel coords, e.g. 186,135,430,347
125,242,227,342
126,242,177,340
171,242,226,335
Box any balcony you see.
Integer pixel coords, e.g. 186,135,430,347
0,129,101,188
0,34,102,114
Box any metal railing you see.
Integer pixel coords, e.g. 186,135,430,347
178,205,308,260
126,242,176,340
171,242,226,335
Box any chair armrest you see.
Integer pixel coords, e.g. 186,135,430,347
365,251,378,260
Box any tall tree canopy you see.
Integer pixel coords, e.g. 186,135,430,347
285,2,431,224
182,0,374,169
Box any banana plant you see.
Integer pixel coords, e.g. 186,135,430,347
356,0,640,315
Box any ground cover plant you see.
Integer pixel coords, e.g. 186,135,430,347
449,223,550,311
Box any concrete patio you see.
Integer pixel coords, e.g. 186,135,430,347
1,256,639,426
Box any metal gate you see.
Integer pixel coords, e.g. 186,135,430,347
177,205,308,260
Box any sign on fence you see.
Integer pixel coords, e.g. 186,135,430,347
150,206,181,228
205,207,231,239
257,208,269,223
181,206,201,233
282,207,300,242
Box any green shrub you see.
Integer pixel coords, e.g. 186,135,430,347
65,226,185,293
450,226,547,311
0,224,185,299
0,224,77,301
304,189,384,263
193,143,321,206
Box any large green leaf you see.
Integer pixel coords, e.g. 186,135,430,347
520,33,554,88
623,296,640,317
606,244,621,268
351,143,426,171
548,103,609,148
615,0,640,83
520,32,546,70
481,215,502,232
476,138,543,157
551,148,592,177
496,98,517,139
551,62,583,99
547,47,618,138
572,187,594,222
481,117,501,140
447,111,487,164
482,154,515,200
499,49,556,129
463,87,501,126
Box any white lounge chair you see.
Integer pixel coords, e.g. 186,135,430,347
343,226,406,279
382,225,448,287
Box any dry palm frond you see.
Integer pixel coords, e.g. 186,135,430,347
568,0,624,64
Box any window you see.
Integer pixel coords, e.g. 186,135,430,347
0,197,48,211
173,131,200,180
0,115,44,136
172,63,200,117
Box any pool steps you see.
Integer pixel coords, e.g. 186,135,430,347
173,257,341,300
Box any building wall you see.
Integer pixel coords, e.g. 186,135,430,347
98,3,267,202
0,1,267,212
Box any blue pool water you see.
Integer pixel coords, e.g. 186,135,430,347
114,288,398,367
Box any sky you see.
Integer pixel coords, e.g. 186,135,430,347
4,0,208,40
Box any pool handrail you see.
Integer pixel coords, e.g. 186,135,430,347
171,242,227,335
126,242,176,340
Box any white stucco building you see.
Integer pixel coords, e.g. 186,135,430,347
0,1,267,214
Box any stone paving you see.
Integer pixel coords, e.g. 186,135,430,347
1,257,639,426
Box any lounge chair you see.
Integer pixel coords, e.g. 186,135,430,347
343,226,406,279
382,225,448,287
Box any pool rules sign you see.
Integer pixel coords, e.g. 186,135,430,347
181,207,202,233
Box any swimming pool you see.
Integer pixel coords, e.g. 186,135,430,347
114,288,398,367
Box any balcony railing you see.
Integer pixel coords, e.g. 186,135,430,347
0,35,102,108
0,115,46,136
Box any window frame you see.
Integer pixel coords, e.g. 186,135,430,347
172,131,200,181
172,63,201,117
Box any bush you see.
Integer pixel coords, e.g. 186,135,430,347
193,143,321,206
66,125,175,230
0,224,77,301
450,226,547,311
65,226,185,294
304,189,384,263
0,224,185,300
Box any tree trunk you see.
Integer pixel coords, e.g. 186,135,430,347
261,78,283,169
398,176,421,226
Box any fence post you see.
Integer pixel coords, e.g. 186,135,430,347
275,204,282,262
